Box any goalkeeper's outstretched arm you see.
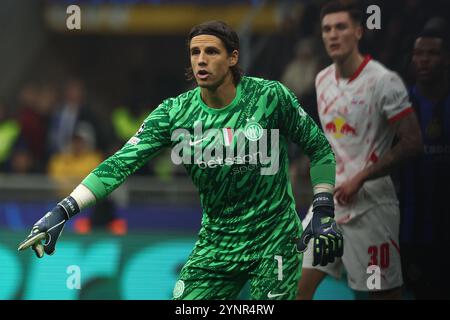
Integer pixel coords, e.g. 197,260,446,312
18,101,172,257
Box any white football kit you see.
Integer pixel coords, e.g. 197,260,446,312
303,56,412,291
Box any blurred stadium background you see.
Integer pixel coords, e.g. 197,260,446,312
0,0,448,300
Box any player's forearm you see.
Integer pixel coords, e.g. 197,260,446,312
81,157,138,200
307,125,336,191
359,134,422,183
300,113,336,175
310,163,336,192
70,184,97,210
69,155,138,211
313,183,334,195
81,172,109,201
81,138,158,200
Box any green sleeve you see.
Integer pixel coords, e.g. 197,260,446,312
310,163,336,187
276,82,336,187
82,100,172,200
81,173,108,200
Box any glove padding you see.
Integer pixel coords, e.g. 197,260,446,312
18,197,79,258
297,193,344,266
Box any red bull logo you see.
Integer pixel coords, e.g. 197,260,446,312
325,122,337,133
341,123,357,135
324,117,357,138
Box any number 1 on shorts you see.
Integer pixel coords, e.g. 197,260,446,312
274,255,283,280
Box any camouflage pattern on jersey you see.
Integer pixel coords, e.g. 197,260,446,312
82,76,335,262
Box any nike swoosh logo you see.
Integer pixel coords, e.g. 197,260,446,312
267,292,287,299
188,137,211,146
323,227,332,233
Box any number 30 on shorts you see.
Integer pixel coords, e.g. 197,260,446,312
368,243,390,268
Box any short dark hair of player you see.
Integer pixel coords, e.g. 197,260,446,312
320,0,363,25
186,20,243,85
416,28,450,53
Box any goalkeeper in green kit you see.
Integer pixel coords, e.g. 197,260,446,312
18,21,343,300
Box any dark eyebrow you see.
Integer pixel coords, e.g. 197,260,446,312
206,46,221,52
190,44,221,50
322,21,348,29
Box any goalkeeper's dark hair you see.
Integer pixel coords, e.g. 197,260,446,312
320,0,363,25
185,20,243,85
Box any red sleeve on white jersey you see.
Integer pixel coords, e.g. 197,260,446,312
388,107,414,124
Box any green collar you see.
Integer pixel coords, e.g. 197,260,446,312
197,80,242,114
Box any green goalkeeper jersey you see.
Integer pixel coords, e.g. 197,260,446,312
82,76,335,261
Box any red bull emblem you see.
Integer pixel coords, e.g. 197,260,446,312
324,117,357,138
325,122,337,133
341,123,357,135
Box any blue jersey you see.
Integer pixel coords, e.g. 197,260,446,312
399,85,450,245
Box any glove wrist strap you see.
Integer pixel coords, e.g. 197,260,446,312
312,192,334,211
57,196,80,220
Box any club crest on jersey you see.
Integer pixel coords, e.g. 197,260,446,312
170,122,280,175
244,118,263,141
173,280,185,299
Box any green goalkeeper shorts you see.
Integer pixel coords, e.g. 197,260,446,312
172,243,302,300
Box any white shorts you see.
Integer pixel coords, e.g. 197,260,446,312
301,204,403,292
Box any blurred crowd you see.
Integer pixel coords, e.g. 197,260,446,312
0,78,182,180
1,1,446,174
0,0,448,215
0,77,181,233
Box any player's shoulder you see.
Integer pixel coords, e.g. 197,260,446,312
315,64,335,87
365,59,400,81
240,76,293,103
160,87,198,112
245,76,297,99
366,59,407,97
241,76,281,91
